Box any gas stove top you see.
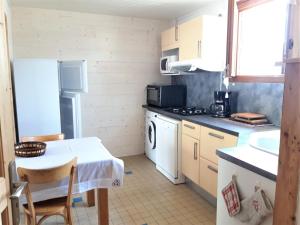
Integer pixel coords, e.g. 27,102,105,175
165,107,209,116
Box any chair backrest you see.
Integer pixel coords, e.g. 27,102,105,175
17,158,77,216
21,133,65,142
17,158,77,184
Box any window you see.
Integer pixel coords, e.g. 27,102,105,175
227,0,290,82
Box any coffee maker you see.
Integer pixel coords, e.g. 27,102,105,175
210,91,236,118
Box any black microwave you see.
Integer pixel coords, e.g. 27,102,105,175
147,85,187,108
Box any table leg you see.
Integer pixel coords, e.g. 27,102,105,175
86,190,95,207
97,188,109,225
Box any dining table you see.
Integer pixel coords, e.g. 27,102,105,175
15,137,124,225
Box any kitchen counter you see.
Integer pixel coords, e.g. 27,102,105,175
143,105,279,181
217,146,278,181
143,105,276,138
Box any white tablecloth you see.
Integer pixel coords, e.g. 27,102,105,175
15,137,124,203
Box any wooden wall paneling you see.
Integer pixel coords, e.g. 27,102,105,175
0,178,8,225
273,61,300,225
11,7,170,157
0,0,16,224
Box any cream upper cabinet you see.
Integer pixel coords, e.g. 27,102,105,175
160,15,226,71
161,26,179,51
178,16,226,65
288,1,300,60
182,134,200,185
200,126,238,165
178,17,203,61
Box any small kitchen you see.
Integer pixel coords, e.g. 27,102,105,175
0,0,299,225
144,0,287,224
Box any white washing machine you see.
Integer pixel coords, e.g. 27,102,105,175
145,110,157,163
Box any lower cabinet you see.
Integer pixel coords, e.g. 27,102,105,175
200,126,238,164
199,157,218,197
181,120,238,197
182,134,200,185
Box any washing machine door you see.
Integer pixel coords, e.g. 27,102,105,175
147,120,156,150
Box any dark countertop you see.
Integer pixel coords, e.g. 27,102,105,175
143,105,279,181
143,105,276,138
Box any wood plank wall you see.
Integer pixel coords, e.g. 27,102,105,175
0,0,16,224
273,61,300,225
11,7,170,157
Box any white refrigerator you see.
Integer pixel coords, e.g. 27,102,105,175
13,59,87,141
60,92,82,139
13,59,62,139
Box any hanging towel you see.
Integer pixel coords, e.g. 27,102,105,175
222,176,241,217
236,189,273,225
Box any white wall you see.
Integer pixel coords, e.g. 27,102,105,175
12,7,170,157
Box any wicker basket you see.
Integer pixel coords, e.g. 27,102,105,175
15,142,47,157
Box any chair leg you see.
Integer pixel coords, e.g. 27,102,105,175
25,214,31,225
25,214,37,225
62,209,68,225
32,216,37,225
63,213,68,225
66,206,73,225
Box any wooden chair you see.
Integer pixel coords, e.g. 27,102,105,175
17,158,77,225
21,133,65,142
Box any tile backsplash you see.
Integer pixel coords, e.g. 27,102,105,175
172,71,284,126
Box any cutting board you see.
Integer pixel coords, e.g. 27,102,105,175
231,112,266,121
231,113,268,125
232,117,269,125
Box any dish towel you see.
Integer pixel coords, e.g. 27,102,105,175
222,176,241,217
236,188,273,225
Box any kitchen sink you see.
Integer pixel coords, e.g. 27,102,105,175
249,130,280,155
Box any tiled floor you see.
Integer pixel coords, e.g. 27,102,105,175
21,155,216,225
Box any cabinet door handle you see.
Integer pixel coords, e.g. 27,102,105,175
194,143,198,160
208,132,224,140
198,40,202,57
184,124,195,130
175,25,179,41
207,165,218,174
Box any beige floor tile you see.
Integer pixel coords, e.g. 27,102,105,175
20,155,216,225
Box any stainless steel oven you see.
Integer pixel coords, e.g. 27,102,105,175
146,85,186,108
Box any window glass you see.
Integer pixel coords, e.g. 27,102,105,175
236,0,288,76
